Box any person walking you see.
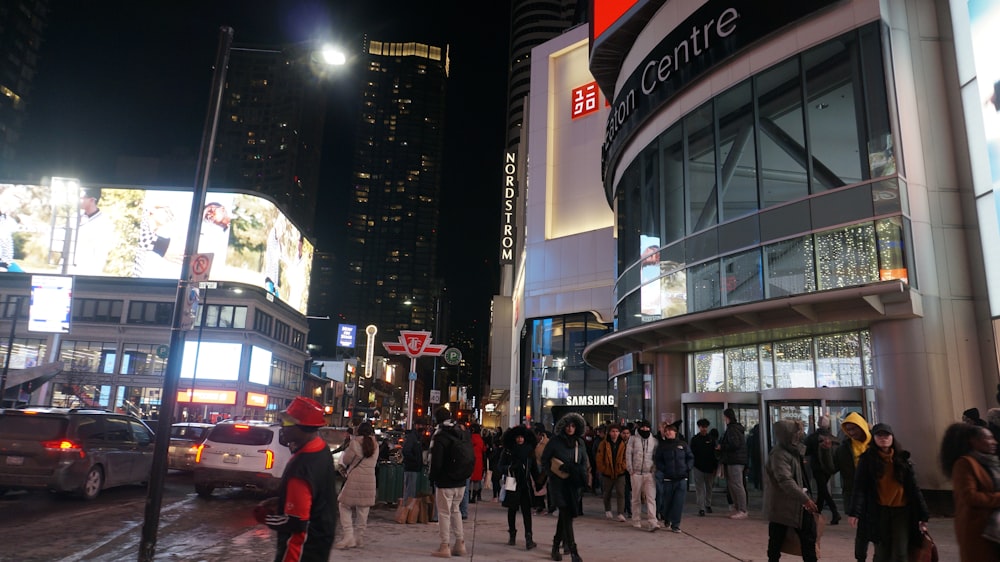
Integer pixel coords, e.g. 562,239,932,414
470,423,487,503
257,396,337,562
848,423,929,562
807,418,841,524
718,408,749,519
533,423,552,515
541,412,589,562
627,419,659,531
334,421,377,549
596,423,628,522
764,419,819,562
401,418,426,502
654,422,693,533
836,411,872,561
428,406,474,558
690,419,718,516
498,424,540,550
939,422,1000,561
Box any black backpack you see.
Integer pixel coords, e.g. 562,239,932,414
444,427,475,482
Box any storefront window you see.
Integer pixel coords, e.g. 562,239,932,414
815,223,878,289
121,343,168,377
757,58,808,207
687,103,717,233
726,345,760,391
61,340,117,373
773,338,815,388
815,333,864,387
717,80,758,222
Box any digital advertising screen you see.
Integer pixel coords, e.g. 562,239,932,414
28,274,73,333
180,340,242,381
248,345,273,385
0,184,313,314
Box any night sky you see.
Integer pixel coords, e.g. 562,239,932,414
16,1,511,342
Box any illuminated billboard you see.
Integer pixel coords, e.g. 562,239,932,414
28,274,72,333
0,184,313,314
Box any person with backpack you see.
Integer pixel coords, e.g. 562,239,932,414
428,406,474,558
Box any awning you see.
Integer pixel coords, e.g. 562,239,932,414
2,361,64,401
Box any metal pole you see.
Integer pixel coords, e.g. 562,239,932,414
407,357,417,430
139,26,233,562
0,297,20,407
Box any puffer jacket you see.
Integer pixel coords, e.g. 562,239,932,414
626,433,657,476
596,436,628,478
337,436,378,507
541,412,589,517
763,420,811,528
719,421,748,465
654,436,693,480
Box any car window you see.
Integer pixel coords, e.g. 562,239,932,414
103,416,132,443
208,424,274,446
318,427,350,448
74,416,105,441
172,426,210,440
0,415,67,440
128,419,153,443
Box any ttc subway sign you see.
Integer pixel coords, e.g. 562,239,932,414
383,330,447,358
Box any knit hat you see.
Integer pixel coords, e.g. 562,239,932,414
638,419,651,430
433,406,452,425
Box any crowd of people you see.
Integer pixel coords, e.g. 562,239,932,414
255,397,1000,562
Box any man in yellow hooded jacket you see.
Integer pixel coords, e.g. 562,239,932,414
834,411,871,562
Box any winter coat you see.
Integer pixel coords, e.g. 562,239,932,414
690,431,718,475
718,421,748,465
471,432,486,482
498,426,540,510
401,428,424,472
541,412,589,517
429,420,468,489
834,411,871,512
654,436,693,480
337,436,377,507
763,420,811,529
848,445,929,549
626,433,657,476
595,436,628,478
951,455,1000,562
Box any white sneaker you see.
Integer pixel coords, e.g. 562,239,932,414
633,520,643,529
605,511,613,520
616,514,627,522
729,511,748,520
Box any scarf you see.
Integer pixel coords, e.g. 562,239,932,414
971,450,1000,489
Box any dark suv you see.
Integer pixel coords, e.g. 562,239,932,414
0,407,156,500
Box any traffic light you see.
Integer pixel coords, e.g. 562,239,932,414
416,407,423,417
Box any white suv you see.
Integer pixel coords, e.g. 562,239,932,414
192,420,291,497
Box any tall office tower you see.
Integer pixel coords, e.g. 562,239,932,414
0,0,49,176
209,43,329,234
342,39,449,341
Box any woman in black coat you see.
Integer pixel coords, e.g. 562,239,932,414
540,412,589,562
497,425,540,550
848,423,929,561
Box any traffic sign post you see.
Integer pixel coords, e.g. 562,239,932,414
383,330,446,429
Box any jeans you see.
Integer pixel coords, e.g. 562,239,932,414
655,471,666,517
403,470,420,501
725,464,747,512
460,478,469,517
436,486,465,544
630,472,657,525
660,479,687,528
692,469,714,510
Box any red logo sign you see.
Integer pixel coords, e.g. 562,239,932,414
382,330,447,358
571,81,600,120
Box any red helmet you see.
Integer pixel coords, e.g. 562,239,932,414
279,396,326,427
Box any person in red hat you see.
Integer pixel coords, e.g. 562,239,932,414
257,396,337,562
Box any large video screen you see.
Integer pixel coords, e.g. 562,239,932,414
0,183,313,314
180,340,242,381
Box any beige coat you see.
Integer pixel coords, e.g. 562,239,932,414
337,437,377,507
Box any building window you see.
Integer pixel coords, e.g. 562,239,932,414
195,304,248,329
274,320,290,345
72,298,124,323
120,344,168,377
61,340,117,374
254,310,273,336
127,301,173,325
291,329,306,350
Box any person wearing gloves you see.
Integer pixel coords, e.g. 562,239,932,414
256,396,337,562
764,419,819,562
848,423,929,562
627,419,660,531
335,421,378,549
498,424,541,550
541,412,589,562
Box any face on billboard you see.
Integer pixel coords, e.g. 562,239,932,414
0,184,313,314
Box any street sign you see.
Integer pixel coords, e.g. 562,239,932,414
189,253,214,283
408,371,417,381
444,347,462,366
429,389,441,404
156,345,169,359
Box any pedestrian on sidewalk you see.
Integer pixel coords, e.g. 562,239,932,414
690,419,718,516
428,406,474,558
533,423,552,515
717,408,749,519
596,423,628,522
806,418,841,525
401,417,426,502
499,425,540,550
654,422,693,533
835,411,872,561
335,421,377,549
764,419,818,562
541,411,589,562
470,423,487,503
627,419,659,531
939,422,1000,561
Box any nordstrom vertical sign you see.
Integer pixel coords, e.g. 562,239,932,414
500,151,518,263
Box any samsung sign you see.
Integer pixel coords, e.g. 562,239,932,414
601,0,837,198
566,395,615,406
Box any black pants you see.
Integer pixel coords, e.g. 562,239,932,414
508,497,533,535
812,469,839,518
554,510,576,550
766,509,817,562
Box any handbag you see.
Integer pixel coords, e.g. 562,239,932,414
780,511,825,557
909,530,939,562
504,473,518,492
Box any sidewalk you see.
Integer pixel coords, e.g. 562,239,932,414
349,489,959,561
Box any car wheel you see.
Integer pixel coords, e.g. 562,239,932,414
80,466,104,500
195,483,215,498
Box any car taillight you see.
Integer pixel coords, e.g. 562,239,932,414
41,439,84,458
259,449,275,469
195,443,206,463
234,424,250,430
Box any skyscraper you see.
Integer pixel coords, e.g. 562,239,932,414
0,0,49,176
209,42,330,234
341,39,449,341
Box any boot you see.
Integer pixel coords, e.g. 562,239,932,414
508,530,517,546
525,532,537,550
551,537,563,561
451,539,467,556
432,542,451,558
569,545,583,562
830,511,841,525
